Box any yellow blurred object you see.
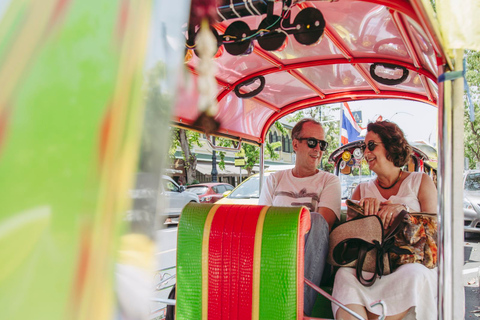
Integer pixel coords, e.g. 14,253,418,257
435,0,480,51
0,206,50,283
117,234,155,271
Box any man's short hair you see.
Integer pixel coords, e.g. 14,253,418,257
291,118,323,140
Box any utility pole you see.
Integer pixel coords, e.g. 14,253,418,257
211,136,218,182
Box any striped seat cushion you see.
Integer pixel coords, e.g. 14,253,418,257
176,203,311,320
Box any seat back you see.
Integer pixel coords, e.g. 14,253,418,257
176,203,311,320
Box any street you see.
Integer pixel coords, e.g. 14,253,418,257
465,234,480,319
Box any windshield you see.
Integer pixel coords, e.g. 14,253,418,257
186,186,208,195
227,175,262,199
465,173,480,191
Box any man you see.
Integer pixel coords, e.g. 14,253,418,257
258,118,341,316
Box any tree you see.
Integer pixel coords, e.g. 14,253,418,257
216,139,261,177
464,50,480,169
169,128,202,184
215,122,288,176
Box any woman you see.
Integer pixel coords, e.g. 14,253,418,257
332,120,437,320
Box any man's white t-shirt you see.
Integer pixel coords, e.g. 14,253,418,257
258,169,341,219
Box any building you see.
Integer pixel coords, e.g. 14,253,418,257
169,119,295,186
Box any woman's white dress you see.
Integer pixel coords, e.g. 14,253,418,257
332,172,437,319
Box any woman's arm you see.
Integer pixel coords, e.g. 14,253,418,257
417,173,437,213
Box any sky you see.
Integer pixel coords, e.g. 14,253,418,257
329,99,438,147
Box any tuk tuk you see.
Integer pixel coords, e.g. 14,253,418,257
0,0,472,319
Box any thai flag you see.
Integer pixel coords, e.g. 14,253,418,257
341,103,363,145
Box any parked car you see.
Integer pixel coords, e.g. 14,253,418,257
186,182,234,203
464,170,480,234
216,173,266,205
128,173,199,227
215,165,296,205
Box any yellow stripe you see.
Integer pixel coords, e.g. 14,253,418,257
202,204,220,320
252,206,269,320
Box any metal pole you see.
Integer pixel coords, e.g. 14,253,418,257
339,103,344,146
211,137,218,182
239,166,242,185
437,49,465,320
259,143,265,194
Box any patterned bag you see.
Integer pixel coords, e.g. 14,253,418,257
346,199,438,270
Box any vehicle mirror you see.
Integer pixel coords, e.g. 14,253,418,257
222,190,232,197
179,185,186,192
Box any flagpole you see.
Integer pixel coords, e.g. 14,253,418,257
339,103,343,147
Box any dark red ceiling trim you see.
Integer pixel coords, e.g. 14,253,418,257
253,46,283,67
259,90,436,143
186,65,281,112
361,0,418,22
419,74,434,102
408,0,450,68
172,115,263,143
215,57,438,102
390,9,421,68
352,63,380,93
324,26,353,60
215,77,281,111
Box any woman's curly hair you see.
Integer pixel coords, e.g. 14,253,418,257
367,120,412,167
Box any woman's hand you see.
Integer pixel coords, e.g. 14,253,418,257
359,197,381,216
376,201,406,229
359,199,406,228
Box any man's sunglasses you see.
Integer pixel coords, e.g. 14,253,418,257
363,140,383,152
297,138,328,151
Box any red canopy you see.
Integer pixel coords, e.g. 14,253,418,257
172,0,448,144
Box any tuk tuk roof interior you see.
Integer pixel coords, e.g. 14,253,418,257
173,0,448,144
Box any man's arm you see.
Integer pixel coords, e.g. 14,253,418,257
317,174,341,231
258,173,276,206
317,207,337,231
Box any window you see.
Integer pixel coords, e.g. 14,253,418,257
162,178,179,192
465,173,480,191
214,185,226,194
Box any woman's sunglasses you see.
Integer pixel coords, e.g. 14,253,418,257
363,140,383,151
297,138,328,151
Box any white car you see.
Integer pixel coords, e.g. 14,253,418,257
464,170,480,235
159,175,199,217
128,173,199,226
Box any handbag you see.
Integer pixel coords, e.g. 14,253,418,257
346,199,438,269
327,208,409,286
328,200,437,286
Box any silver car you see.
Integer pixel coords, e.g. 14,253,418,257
464,170,480,234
